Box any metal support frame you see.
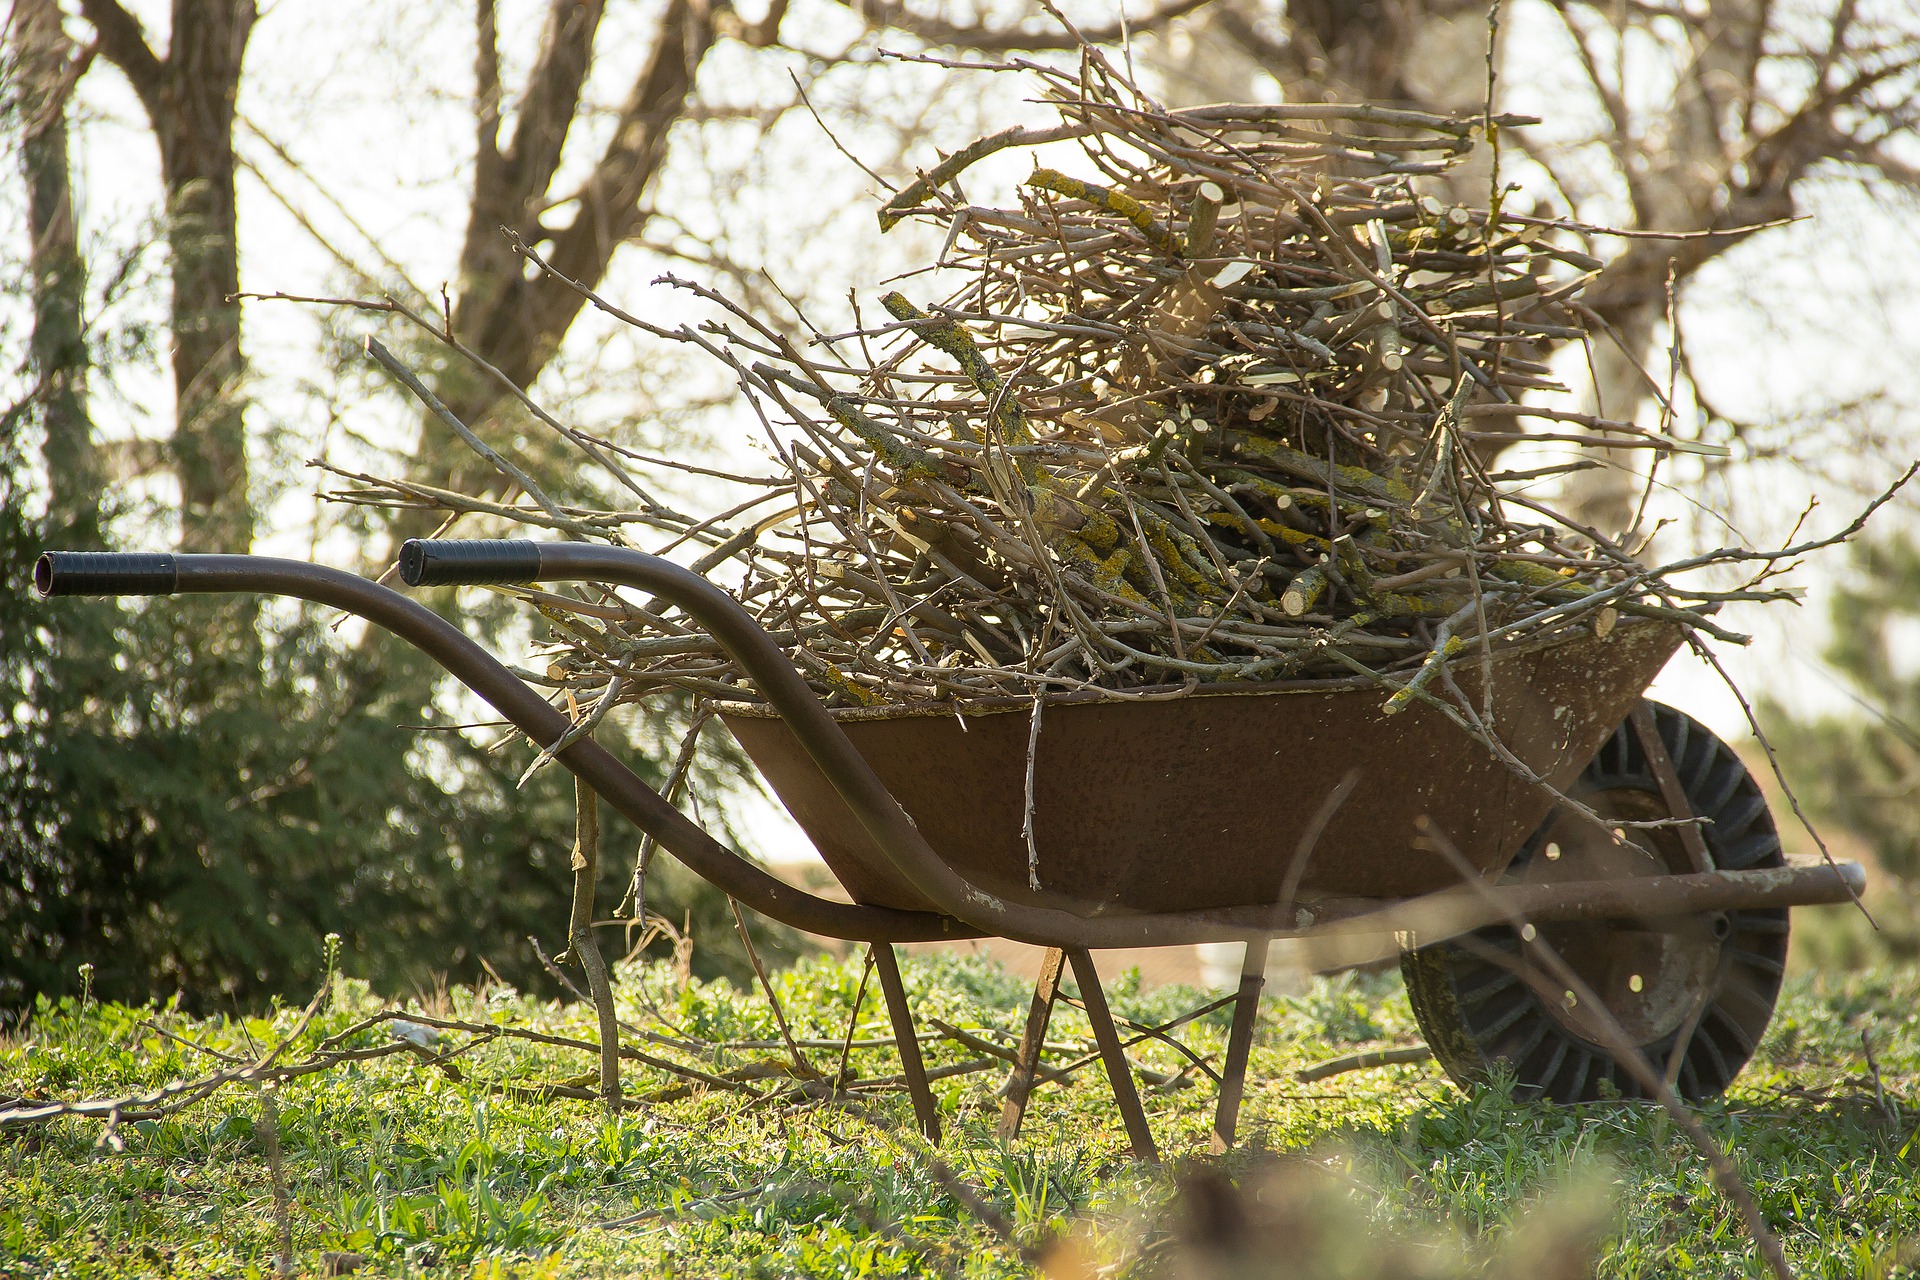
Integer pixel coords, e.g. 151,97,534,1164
1210,937,1269,1154
871,945,941,1144
31,547,1874,1160
1628,702,1740,1086
1066,948,1159,1163
1629,703,1715,873
996,947,1066,1141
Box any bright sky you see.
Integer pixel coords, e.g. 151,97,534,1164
25,0,1920,864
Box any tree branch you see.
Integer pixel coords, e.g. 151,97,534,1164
834,0,1215,53
532,0,714,359
473,0,504,181
743,0,793,47
74,0,163,121
501,0,606,214
1208,3,1300,77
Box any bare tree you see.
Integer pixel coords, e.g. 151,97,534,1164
77,0,255,550
413,0,715,521
407,0,1221,539
1153,0,1920,534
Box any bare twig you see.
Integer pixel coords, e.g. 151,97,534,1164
1295,1045,1434,1083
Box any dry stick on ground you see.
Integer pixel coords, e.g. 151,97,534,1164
1,1003,771,1137
0,1039,424,1129
1295,1045,1434,1083
321,1008,746,1093
842,995,1234,1100
5,981,353,1129
1053,993,1227,1085
1021,993,1238,1091
834,950,878,1090
1415,816,1793,1280
591,1177,790,1231
563,779,624,1114
929,1019,1072,1088
255,1081,295,1277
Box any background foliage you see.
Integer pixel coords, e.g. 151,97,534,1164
1766,535,1920,965
0,445,801,1009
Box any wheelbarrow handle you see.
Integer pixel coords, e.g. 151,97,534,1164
31,548,970,945
35,551,179,597
398,539,540,586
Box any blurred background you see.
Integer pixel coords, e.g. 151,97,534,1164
4,0,1917,1012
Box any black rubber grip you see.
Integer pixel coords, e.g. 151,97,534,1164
34,551,179,598
399,539,543,587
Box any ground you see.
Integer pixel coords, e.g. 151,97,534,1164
1,952,1916,1278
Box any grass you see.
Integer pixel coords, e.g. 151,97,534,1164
1,950,1917,1278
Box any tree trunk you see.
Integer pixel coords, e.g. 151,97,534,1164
1573,301,1662,540
156,0,255,551
79,0,256,551
15,0,98,546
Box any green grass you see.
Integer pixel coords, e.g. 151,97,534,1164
2,952,1917,1278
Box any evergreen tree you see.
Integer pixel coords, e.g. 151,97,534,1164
1762,535,1920,959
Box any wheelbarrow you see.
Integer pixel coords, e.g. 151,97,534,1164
34,540,1865,1161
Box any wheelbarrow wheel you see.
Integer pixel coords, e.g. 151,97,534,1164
1401,700,1789,1103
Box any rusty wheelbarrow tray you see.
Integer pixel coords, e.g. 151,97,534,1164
34,541,1864,1161
721,617,1682,914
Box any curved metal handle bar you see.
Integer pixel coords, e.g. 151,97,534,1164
33,550,969,945
401,539,1297,948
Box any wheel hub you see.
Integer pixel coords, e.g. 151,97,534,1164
1515,788,1722,1046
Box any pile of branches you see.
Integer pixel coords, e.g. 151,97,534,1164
570,55,1769,710
360,52,1816,715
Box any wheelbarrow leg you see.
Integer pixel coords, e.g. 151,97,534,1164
872,944,941,1144
1066,948,1159,1164
1210,937,1269,1154
996,947,1066,1141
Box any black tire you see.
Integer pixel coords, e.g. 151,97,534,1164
1401,700,1789,1103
